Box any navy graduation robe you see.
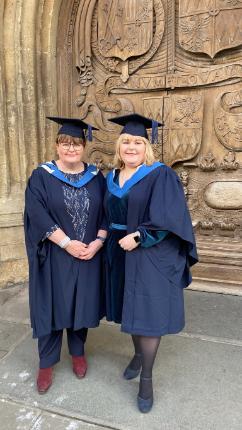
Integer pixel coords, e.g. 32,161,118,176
24,163,106,338
104,164,198,337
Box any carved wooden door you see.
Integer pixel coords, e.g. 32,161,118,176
57,0,242,291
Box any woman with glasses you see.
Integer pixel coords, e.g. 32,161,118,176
24,116,107,394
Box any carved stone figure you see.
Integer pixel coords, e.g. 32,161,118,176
199,153,217,171
221,151,239,170
179,170,189,198
218,219,236,231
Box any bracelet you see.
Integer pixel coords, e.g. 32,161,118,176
58,236,71,249
96,235,106,243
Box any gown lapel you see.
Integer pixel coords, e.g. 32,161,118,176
40,161,99,188
107,162,164,198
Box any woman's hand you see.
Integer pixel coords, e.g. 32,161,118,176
119,233,139,252
80,239,103,260
65,240,87,258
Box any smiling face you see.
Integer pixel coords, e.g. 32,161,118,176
56,134,85,165
118,134,146,168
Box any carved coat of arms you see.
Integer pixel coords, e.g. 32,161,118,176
179,0,242,58
214,89,242,151
144,95,204,166
98,0,153,61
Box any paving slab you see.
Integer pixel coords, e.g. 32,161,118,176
184,290,242,341
0,324,241,430
0,399,110,430
0,398,41,430
0,285,29,324
0,320,30,359
31,412,111,430
0,350,8,359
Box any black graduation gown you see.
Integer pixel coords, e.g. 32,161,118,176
24,164,106,338
104,164,198,337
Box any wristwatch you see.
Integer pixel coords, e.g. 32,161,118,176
96,235,106,244
133,234,141,244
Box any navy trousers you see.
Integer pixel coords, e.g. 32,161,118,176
38,328,88,368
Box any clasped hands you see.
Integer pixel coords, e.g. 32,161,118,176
66,232,139,258
65,239,103,260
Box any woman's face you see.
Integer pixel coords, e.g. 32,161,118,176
56,137,85,164
119,135,146,168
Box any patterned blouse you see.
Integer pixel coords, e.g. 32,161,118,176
43,167,90,241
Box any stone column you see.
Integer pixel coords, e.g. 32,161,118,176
0,0,62,288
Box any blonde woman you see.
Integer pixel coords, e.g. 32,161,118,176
104,114,198,413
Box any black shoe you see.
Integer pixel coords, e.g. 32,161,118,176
137,377,153,413
123,366,141,380
123,354,141,380
137,395,153,413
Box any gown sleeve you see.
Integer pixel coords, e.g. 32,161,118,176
24,168,59,249
42,224,60,241
138,227,168,248
137,166,198,266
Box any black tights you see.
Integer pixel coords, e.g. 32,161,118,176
128,335,161,399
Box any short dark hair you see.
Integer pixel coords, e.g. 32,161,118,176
56,134,86,147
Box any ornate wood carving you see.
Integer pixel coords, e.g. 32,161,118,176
214,89,242,152
179,0,242,59
198,153,217,171
143,94,204,166
221,151,239,170
55,0,242,291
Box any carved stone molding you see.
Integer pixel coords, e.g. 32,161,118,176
204,181,242,210
185,165,242,241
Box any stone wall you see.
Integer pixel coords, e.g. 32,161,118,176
0,0,61,287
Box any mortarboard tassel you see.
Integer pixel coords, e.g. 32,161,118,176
151,120,159,144
88,125,93,142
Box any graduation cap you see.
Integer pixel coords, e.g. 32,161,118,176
108,113,163,144
47,116,98,141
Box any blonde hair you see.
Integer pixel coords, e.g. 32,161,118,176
113,133,155,169
56,134,86,147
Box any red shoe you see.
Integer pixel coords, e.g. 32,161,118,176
72,355,87,378
37,367,53,394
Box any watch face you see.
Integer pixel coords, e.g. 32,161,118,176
134,235,140,243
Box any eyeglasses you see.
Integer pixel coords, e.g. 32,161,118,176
59,142,83,151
